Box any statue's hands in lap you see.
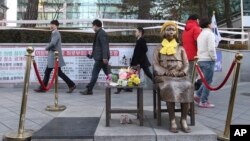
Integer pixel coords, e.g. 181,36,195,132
165,71,186,77
165,71,177,77
177,71,186,77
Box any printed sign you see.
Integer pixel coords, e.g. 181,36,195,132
0,48,27,82
0,47,134,83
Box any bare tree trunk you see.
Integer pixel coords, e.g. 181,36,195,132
21,0,39,27
224,0,233,28
198,0,208,18
138,0,151,19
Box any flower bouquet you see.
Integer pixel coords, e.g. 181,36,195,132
108,67,140,87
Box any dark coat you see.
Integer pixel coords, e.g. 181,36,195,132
130,37,151,67
92,28,110,61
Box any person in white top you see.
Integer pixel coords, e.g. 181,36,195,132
194,18,217,108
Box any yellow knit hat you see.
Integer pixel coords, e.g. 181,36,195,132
160,21,178,34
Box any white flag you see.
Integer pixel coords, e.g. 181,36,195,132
211,14,221,47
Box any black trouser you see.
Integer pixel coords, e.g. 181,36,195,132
87,60,110,91
42,67,75,88
141,66,153,81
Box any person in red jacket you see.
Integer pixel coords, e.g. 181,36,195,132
182,14,201,77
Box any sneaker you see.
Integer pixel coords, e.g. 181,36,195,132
193,95,200,105
120,115,126,124
198,101,215,108
125,115,132,124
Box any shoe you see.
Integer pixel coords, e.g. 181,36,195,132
125,115,132,124
34,88,46,93
79,89,93,95
120,115,126,124
67,85,76,93
124,88,133,92
114,88,122,94
194,95,200,105
194,79,202,90
180,120,191,133
198,101,215,108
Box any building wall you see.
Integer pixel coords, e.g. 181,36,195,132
17,0,137,28
0,0,8,25
0,43,249,89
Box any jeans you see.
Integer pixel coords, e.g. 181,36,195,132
87,60,110,91
196,61,215,103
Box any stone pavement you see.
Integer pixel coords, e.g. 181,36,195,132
0,82,250,140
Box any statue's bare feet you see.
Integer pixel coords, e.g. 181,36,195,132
169,119,178,133
180,119,191,133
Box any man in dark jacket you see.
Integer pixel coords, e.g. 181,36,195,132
80,19,110,95
182,14,201,77
115,27,153,94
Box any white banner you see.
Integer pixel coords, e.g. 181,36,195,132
0,47,135,83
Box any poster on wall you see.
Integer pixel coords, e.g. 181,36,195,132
0,48,27,82
34,47,128,82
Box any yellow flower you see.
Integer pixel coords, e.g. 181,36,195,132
133,77,140,85
130,74,137,79
127,81,133,87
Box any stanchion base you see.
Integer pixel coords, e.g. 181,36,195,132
3,130,34,141
45,105,66,111
217,135,229,141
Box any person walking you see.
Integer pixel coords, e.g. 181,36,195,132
114,27,152,94
194,18,217,108
80,19,110,95
182,14,201,77
34,20,76,93
131,27,153,80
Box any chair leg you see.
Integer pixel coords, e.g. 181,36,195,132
190,102,195,126
157,88,161,126
153,89,157,119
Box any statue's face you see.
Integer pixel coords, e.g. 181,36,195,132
164,25,176,40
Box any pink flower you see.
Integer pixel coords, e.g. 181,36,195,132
119,72,128,80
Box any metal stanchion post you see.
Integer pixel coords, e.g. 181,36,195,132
4,47,34,141
218,53,243,141
46,51,66,111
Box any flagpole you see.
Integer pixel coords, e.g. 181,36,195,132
241,0,244,44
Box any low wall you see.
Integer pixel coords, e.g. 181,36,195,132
0,43,249,89
213,48,250,86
